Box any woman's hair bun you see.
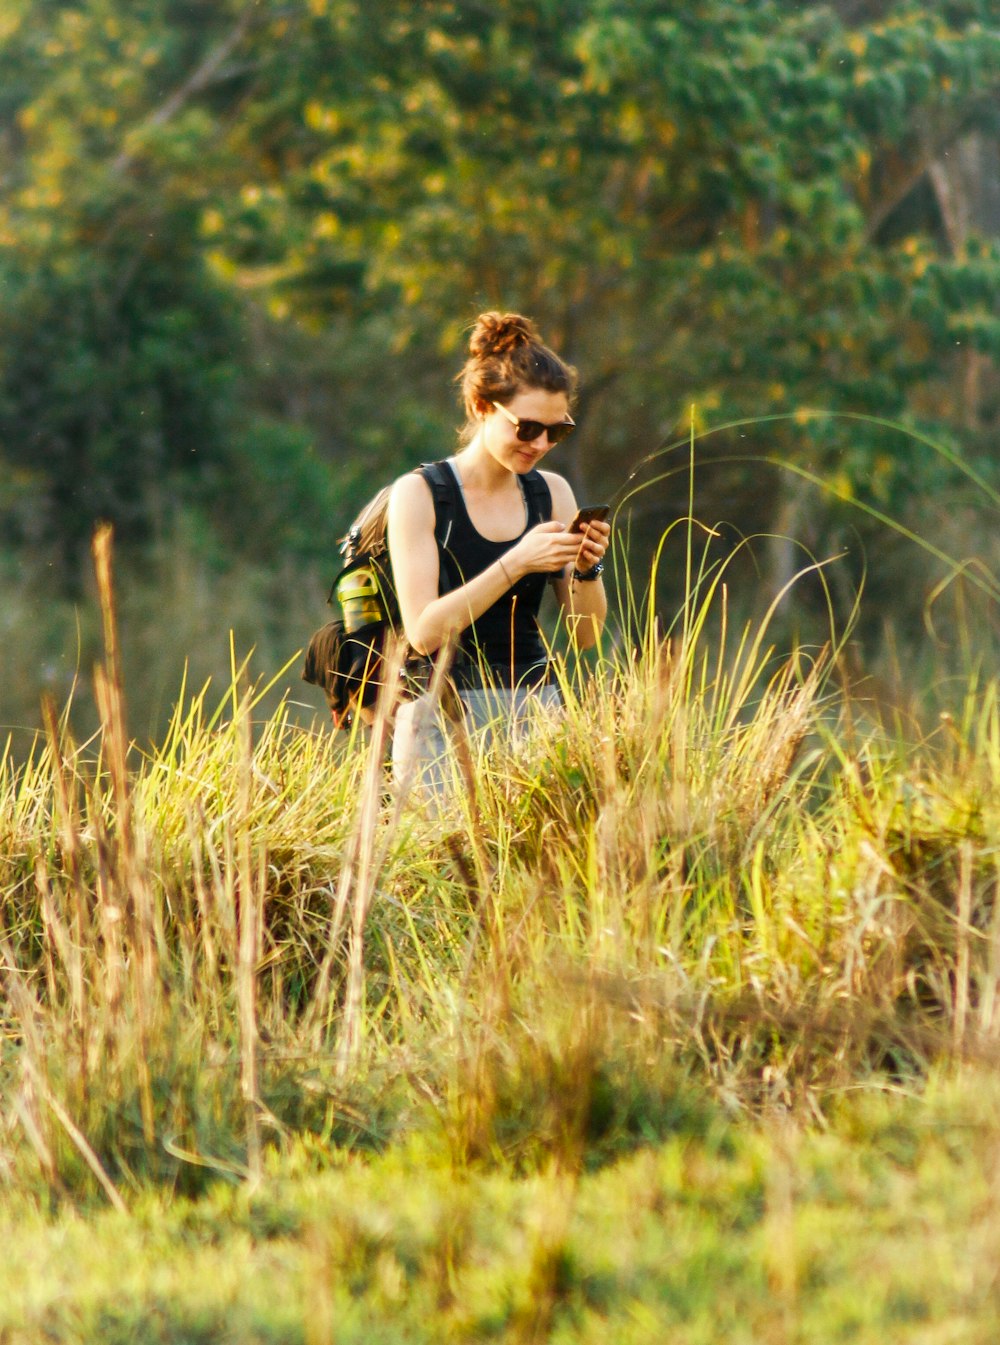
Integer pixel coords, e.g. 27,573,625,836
456,308,576,429
469,311,539,359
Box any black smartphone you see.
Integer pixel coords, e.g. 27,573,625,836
569,504,610,533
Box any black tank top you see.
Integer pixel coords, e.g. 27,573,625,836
438,462,553,689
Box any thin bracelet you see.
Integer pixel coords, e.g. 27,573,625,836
498,556,513,586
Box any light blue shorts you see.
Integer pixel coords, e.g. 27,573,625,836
391,684,563,803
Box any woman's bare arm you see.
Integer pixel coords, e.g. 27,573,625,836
543,471,609,649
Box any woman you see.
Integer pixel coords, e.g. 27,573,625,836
386,311,610,793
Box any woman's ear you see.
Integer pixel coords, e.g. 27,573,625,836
473,397,491,419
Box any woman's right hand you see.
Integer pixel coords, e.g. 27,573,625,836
506,521,584,579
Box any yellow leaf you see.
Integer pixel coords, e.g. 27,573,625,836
425,29,455,55
205,249,236,279
313,212,340,239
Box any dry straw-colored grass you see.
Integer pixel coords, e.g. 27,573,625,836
1,522,999,1211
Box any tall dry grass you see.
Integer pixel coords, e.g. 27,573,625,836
1,517,999,1215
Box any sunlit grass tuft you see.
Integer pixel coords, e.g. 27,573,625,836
1,511,1000,1222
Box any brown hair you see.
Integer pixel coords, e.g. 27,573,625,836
456,311,577,435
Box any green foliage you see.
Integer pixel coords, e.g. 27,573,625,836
1,0,997,608
0,1,341,580
0,235,240,568
2,1049,1000,1341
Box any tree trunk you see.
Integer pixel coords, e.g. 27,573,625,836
929,132,1000,429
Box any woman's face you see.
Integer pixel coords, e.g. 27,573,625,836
483,387,573,474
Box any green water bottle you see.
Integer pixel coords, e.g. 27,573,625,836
337,567,383,632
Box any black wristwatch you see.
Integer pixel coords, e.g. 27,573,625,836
571,559,605,582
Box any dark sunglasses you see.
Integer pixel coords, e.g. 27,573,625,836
491,400,576,445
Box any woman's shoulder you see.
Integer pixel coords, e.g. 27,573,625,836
537,468,576,520
391,465,436,496
388,466,437,525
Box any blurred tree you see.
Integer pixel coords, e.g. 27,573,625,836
0,0,997,628
0,0,335,584
218,2,999,529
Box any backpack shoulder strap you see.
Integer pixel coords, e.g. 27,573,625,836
521,468,552,526
416,460,459,548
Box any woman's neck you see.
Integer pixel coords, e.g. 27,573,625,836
453,433,518,494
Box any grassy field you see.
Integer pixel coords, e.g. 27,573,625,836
3,1072,1000,1343
2,526,1000,1341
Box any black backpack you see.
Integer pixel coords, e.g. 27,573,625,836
303,461,553,727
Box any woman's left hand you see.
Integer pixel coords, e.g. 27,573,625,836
572,518,611,572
